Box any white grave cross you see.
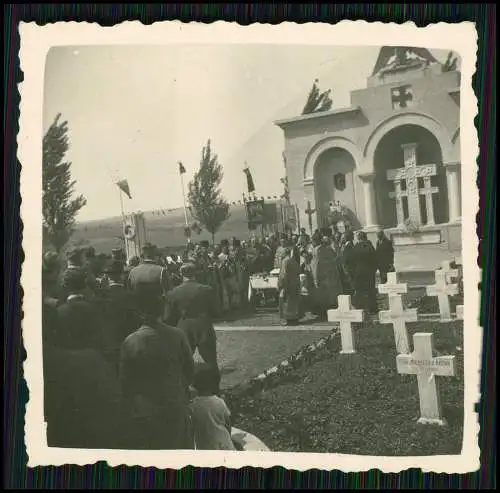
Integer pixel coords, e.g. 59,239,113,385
387,143,438,227
397,332,456,425
426,269,459,321
328,295,364,354
378,272,408,297
379,294,416,354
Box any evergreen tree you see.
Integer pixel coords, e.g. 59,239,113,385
443,51,458,72
302,79,333,115
43,113,87,252
188,139,230,245
302,79,320,114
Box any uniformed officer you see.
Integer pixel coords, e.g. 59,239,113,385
128,243,169,299
164,262,218,370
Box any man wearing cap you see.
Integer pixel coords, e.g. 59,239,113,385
60,246,97,301
119,264,195,449
128,243,169,300
164,262,218,369
100,259,137,368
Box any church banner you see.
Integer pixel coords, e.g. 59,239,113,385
246,199,265,230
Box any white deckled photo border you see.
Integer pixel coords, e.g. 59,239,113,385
19,19,480,473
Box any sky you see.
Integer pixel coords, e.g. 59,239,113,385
43,44,449,222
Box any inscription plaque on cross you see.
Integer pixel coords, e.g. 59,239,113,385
396,332,456,425
378,272,408,297
426,269,459,321
387,143,438,227
379,294,417,354
440,260,459,283
327,295,364,354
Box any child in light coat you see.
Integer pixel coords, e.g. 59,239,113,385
190,364,236,451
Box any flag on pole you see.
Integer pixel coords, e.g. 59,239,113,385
243,163,255,193
116,179,132,199
178,161,186,174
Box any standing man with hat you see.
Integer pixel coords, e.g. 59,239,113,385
128,243,169,298
164,262,218,371
100,258,137,368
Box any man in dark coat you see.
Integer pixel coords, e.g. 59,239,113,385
339,230,356,294
100,259,138,368
128,243,169,299
352,231,378,314
57,268,103,351
44,280,124,449
119,278,194,450
375,230,395,284
60,246,97,301
164,262,218,370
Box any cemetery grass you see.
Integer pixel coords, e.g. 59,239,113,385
229,321,464,455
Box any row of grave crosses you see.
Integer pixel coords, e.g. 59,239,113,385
327,259,463,426
387,142,439,227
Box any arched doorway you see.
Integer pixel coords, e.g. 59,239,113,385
373,124,449,228
314,148,359,228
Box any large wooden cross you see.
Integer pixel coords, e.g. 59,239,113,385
387,143,438,227
327,295,364,354
379,294,417,354
426,268,459,321
304,200,316,235
396,332,456,425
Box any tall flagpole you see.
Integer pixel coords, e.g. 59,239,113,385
180,170,189,227
118,187,129,261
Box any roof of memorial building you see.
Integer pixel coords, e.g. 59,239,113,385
274,105,361,128
371,46,441,76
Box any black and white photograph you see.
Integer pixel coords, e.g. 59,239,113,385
20,21,479,472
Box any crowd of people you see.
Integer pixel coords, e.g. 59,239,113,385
41,226,394,450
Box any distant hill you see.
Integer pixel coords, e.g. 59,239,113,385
72,203,276,253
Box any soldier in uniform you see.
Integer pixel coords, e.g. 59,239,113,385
164,262,218,371
128,243,169,300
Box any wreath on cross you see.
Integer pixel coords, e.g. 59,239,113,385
123,223,136,240
327,202,352,232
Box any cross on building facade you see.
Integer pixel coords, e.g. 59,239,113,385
327,295,364,354
396,332,456,425
426,269,459,321
391,85,414,109
378,294,417,354
387,142,439,227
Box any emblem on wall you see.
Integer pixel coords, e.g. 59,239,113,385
334,173,346,191
123,223,136,240
391,85,414,109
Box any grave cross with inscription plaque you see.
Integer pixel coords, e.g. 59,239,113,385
387,143,439,227
378,271,408,297
328,295,364,354
396,332,456,425
379,294,416,354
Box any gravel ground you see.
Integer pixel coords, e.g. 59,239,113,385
210,329,332,389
